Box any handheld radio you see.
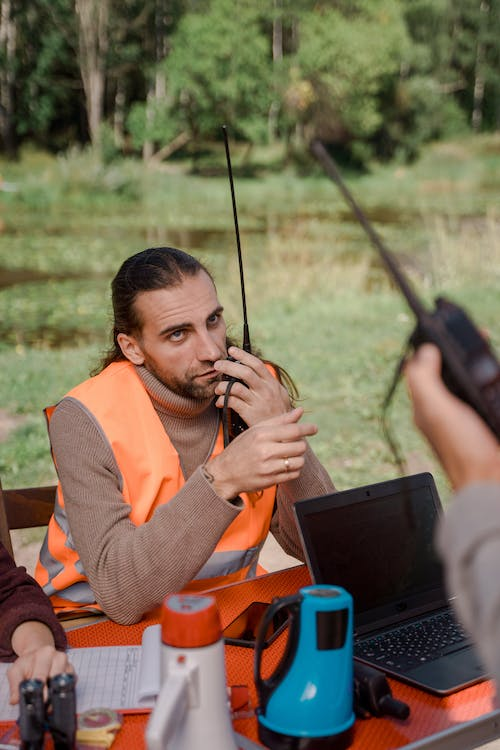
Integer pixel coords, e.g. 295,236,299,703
311,139,500,447
221,125,252,446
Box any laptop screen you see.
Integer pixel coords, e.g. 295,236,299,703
294,473,448,633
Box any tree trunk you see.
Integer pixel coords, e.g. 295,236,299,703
142,88,155,161
113,79,125,149
147,130,190,164
75,0,109,149
0,0,17,159
472,0,489,132
268,0,283,143
143,0,168,161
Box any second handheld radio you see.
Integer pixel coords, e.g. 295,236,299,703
311,139,500,452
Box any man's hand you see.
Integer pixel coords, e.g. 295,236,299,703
404,343,500,490
204,407,317,501
213,346,291,425
7,621,73,704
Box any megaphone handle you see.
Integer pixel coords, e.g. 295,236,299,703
254,593,302,713
146,672,190,750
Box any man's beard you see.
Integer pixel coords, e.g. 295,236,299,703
143,358,223,401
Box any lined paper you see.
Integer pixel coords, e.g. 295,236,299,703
0,625,161,721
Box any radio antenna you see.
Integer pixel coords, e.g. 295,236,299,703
222,125,252,353
311,137,500,448
310,140,429,322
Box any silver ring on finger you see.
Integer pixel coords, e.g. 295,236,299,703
284,457,290,472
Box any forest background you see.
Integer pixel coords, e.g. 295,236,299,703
0,0,499,564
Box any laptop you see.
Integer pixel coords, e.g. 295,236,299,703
294,472,488,695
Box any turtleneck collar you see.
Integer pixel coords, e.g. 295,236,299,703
135,364,216,419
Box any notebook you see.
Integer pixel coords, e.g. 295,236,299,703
294,472,488,696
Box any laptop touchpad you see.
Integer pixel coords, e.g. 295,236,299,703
407,648,487,695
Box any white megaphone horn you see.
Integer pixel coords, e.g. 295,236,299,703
145,593,239,750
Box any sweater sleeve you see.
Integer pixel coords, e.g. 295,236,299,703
48,399,241,625
436,481,500,683
0,543,66,661
270,442,336,560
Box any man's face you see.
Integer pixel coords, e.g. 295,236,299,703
118,271,228,400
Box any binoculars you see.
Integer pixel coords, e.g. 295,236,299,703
354,662,410,721
18,673,76,750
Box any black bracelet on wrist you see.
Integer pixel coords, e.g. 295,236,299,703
201,463,215,484
201,464,242,506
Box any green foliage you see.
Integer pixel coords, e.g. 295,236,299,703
163,0,274,142
402,0,500,132
0,0,499,167
376,76,468,161
126,100,180,151
291,0,411,142
13,0,79,144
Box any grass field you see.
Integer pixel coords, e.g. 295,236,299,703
0,134,499,505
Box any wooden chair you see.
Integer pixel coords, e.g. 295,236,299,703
0,478,56,559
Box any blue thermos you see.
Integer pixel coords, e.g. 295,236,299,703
255,585,355,750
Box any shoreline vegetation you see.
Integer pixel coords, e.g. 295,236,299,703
0,134,499,517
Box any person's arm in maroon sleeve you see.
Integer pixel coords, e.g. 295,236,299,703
0,543,72,704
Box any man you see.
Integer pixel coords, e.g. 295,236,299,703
36,247,335,624
0,541,71,705
405,343,500,684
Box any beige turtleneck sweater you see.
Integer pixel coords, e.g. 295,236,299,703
47,365,335,624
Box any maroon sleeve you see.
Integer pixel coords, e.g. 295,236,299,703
0,542,66,661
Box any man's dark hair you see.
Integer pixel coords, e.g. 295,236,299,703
95,245,298,402
97,246,213,371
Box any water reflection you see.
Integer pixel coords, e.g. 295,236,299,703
0,266,102,290
0,206,418,293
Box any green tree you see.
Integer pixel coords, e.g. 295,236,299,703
161,0,274,144
0,0,18,158
0,0,82,157
399,0,500,142
17,0,80,149
280,0,411,161
124,0,188,161
449,0,500,131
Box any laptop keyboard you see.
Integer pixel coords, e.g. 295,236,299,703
354,610,469,671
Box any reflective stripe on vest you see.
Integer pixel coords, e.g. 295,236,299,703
36,361,276,612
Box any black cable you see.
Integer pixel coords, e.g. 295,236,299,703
380,341,412,475
222,380,235,447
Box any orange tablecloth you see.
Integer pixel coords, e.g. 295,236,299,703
1,565,497,749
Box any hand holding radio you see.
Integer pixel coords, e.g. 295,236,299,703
405,343,500,490
204,407,317,500
214,346,292,425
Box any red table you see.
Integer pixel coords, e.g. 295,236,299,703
1,565,498,749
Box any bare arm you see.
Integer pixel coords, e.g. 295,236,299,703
405,343,500,683
404,343,500,489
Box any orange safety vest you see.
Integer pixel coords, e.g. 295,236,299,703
35,361,277,616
